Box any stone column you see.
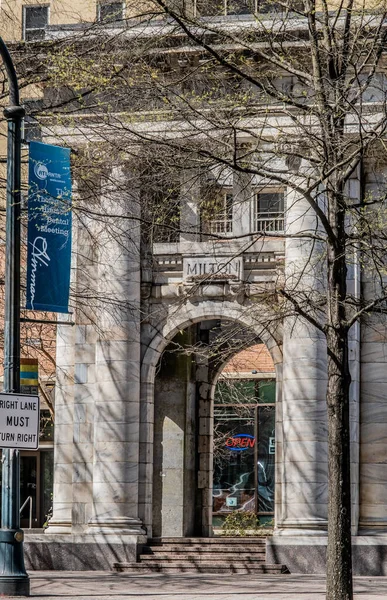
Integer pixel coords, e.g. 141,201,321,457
233,144,253,239
277,188,328,534
46,187,80,535
45,321,75,534
196,354,213,538
346,173,361,536
87,166,145,535
180,169,200,244
359,168,387,532
152,328,197,537
359,315,387,532
70,192,101,533
232,168,251,238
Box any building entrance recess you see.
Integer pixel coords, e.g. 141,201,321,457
153,320,276,538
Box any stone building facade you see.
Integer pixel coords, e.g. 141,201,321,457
21,157,387,575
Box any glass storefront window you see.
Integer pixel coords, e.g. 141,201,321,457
215,380,256,404
257,379,276,403
213,405,256,515
40,410,54,442
212,378,276,528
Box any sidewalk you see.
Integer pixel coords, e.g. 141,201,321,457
28,572,387,599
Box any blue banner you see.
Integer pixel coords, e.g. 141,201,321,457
26,141,72,313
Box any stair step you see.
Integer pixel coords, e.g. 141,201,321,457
149,537,267,545
145,545,266,554
122,536,288,576
140,554,266,562
114,562,288,574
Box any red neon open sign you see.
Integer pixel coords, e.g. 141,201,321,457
225,434,255,451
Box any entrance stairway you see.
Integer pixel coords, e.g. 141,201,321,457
113,537,289,574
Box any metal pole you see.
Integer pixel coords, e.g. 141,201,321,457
0,36,29,597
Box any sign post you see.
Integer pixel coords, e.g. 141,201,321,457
0,36,30,597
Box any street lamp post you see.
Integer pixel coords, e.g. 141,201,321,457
0,37,29,597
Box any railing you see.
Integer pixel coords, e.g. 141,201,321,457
255,213,284,233
209,219,233,234
20,496,33,529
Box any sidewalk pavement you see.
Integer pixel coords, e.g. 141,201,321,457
27,571,387,599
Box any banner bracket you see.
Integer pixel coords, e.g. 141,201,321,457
20,318,74,326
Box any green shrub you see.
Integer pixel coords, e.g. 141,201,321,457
222,511,273,536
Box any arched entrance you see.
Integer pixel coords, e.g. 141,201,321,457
140,304,282,538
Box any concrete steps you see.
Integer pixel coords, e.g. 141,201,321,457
114,562,288,574
143,546,266,554
139,554,266,561
113,537,289,574
148,536,266,546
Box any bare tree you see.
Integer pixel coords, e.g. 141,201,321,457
120,4,386,599
2,2,387,597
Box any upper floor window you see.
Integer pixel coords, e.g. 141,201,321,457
23,5,49,41
195,0,302,16
98,1,124,22
255,191,284,233
142,172,180,244
196,0,252,16
201,189,233,235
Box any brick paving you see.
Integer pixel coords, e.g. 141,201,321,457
27,572,387,599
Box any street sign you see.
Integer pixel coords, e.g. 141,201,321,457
0,393,40,450
20,358,39,395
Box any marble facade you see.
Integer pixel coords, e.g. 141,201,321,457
22,165,387,576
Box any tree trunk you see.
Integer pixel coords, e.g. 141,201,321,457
326,234,353,600
326,328,352,600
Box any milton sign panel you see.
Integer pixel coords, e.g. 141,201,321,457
183,256,243,282
0,393,40,449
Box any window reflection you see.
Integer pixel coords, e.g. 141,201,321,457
212,379,276,528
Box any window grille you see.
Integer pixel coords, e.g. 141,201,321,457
202,191,233,235
255,192,284,233
23,5,49,41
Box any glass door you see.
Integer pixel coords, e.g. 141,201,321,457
257,404,275,515
20,453,39,529
20,450,54,529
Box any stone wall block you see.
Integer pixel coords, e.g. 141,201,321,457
284,441,328,464
73,423,93,443
94,441,139,464
94,401,139,423
283,420,327,442
73,462,93,484
55,423,74,445
93,462,138,484
73,443,94,465
361,443,387,464
53,483,73,504
75,344,95,364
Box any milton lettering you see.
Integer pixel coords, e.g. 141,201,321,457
183,257,243,282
